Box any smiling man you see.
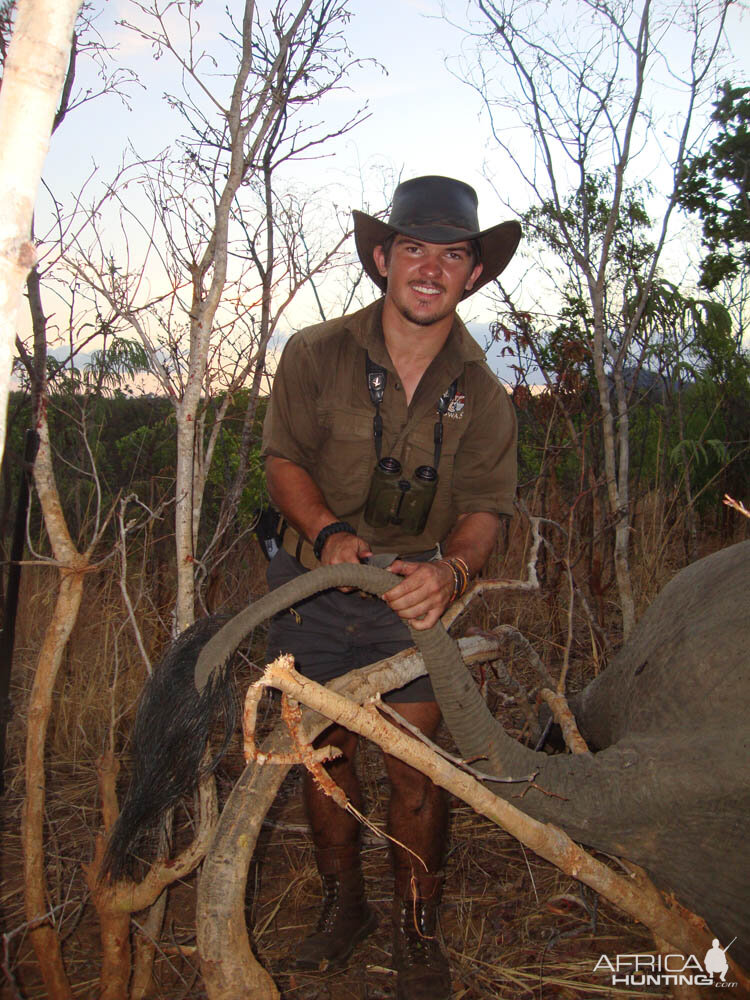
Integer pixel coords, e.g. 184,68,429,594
261,176,521,998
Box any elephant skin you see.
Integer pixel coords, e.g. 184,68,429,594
421,541,750,972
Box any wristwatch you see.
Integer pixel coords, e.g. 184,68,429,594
312,521,356,560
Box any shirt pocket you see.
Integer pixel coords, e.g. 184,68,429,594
316,405,374,516
401,416,461,474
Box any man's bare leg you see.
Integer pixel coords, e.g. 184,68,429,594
382,700,447,884
296,723,377,969
383,700,452,1000
304,723,362,852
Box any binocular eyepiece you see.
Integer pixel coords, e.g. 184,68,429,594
364,457,438,535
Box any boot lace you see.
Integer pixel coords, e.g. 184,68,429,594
398,904,442,968
315,876,341,932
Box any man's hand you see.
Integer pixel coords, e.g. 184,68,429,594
381,559,454,630
382,511,499,627
320,531,372,567
266,456,371,584
320,531,372,591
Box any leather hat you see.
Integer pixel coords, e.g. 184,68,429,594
353,175,521,298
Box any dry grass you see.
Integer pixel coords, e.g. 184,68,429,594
4,522,745,997
1,734,670,999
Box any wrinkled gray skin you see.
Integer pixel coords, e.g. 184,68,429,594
195,541,749,972
425,540,749,971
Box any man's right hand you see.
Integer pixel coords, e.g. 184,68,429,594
265,456,371,584
320,531,372,590
319,531,372,566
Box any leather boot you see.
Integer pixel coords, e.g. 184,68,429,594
294,847,377,971
392,872,451,1000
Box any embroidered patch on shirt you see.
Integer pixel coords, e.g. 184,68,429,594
446,393,466,419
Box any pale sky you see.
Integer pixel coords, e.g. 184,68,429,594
45,1,523,213
36,0,750,384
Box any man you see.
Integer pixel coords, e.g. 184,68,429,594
262,175,520,998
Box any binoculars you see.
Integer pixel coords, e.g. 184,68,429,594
364,457,438,535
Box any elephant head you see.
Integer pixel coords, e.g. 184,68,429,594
417,540,750,971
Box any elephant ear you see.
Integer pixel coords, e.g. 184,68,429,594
573,540,750,749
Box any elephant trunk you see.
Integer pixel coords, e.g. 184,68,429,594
113,552,750,972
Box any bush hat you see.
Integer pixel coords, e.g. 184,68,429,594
353,175,521,299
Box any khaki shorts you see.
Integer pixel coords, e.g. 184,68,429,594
265,549,435,703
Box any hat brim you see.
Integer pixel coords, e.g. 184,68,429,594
353,210,521,299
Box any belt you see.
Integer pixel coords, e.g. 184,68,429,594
278,520,318,570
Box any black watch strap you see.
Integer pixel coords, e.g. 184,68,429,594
313,521,357,560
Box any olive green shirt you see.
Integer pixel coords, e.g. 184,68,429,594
262,299,517,555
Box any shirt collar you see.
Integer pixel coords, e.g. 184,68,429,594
347,298,485,378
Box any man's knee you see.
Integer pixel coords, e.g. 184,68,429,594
385,699,442,738
313,723,359,761
387,756,443,810
381,700,442,792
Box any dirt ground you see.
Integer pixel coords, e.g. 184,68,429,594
0,545,681,999
1,727,669,1000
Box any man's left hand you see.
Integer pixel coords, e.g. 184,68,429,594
382,559,454,630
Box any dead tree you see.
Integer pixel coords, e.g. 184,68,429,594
70,0,368,631
455,0,731,635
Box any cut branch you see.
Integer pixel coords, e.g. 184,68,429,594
253,654,745,986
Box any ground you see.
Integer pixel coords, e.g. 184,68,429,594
0,543,687,999
1,729,668,999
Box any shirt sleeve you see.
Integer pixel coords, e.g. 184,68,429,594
452,373,517,517
261,333,323,472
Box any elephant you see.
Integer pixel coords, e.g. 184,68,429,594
410,538,750,972
105,539,750,976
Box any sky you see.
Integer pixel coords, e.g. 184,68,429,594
35,0,750,386
45,1,521,211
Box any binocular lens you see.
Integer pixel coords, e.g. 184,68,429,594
414,465,437,483
378,457,402,475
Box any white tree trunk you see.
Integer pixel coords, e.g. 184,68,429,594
174,403,197,631
0,0,82,463
591,300,636,638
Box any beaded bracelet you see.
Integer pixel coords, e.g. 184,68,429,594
440,555,471,603
439,558,460,603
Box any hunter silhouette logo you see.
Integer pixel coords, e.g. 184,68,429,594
594,937,739,989
704,938,736,982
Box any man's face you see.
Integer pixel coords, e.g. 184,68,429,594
373,236,483,328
